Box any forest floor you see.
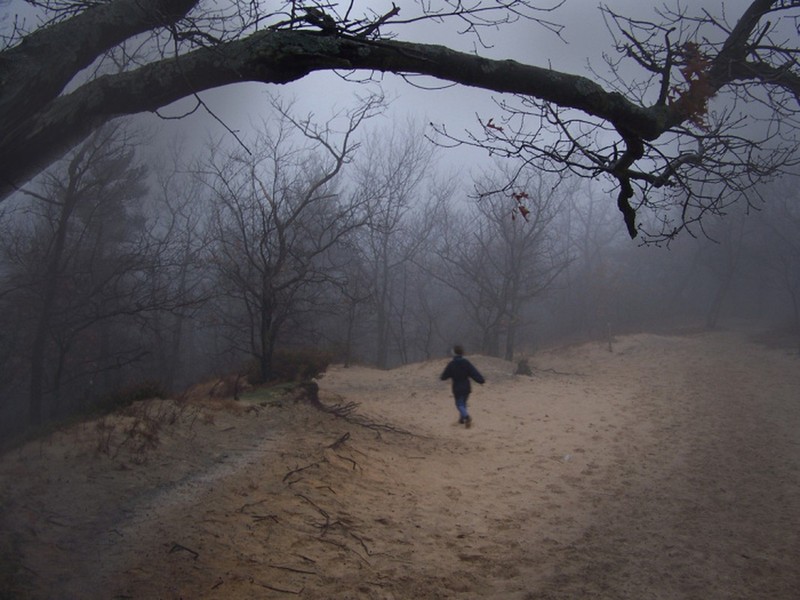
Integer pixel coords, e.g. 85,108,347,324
1,327,799,599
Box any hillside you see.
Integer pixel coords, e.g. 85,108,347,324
1,329,799,599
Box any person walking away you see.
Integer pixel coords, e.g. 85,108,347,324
440,345,485,428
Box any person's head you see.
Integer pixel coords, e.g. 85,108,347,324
452,344,464,357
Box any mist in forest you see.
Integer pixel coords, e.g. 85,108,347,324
1,0,798,442
1,92,797,443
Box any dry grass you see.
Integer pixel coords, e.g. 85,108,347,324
89,398,202,463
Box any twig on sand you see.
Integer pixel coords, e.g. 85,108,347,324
251,514,280,522
296,493,330,527
252,579,303,595
328,432,351,449
327,432,361,470
334,453,359,471
295,492,373,563
237,497,279,523
342,526,371,557
267,564,317,576
322,400,361,417
237,498,268,512
318,537,371,566
168,542,199,560
294,553,317,564
282,462,320,483
535,367,583,377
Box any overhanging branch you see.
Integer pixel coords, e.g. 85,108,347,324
0,29,666,198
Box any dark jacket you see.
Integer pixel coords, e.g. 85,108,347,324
440,355,485,396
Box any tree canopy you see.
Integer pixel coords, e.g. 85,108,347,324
1,0,798,239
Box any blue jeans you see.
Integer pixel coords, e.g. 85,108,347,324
455,394,470,420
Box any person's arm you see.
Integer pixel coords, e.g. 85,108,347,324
440,363,451,381
469,362,485,384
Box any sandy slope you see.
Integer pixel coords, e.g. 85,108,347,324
1,329,799,599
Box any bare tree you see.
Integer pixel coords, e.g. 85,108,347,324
443,2,800,241
697,208,750,330
2,1,798,240
553,178,627,341
0,123,178,426
433,167,569,359
331,244,372,368
381,199,450,365
353,121,436,368
751,177,800,352
142,149,214,391
199,95,380,381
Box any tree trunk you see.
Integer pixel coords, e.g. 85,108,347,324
259,301,274,382
343,301,356,368
28,194,77,426
504,318,517,362
375,303,389,369
789,287,800,356
482,327,500,358
706,272,733,330
375,254,391,369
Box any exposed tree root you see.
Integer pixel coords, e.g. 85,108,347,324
296,382,416,436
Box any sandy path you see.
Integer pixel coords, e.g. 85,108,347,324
1,329,798,599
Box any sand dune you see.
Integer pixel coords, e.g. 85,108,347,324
1,329,799,598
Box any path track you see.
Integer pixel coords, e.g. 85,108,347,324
1,330,798,598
